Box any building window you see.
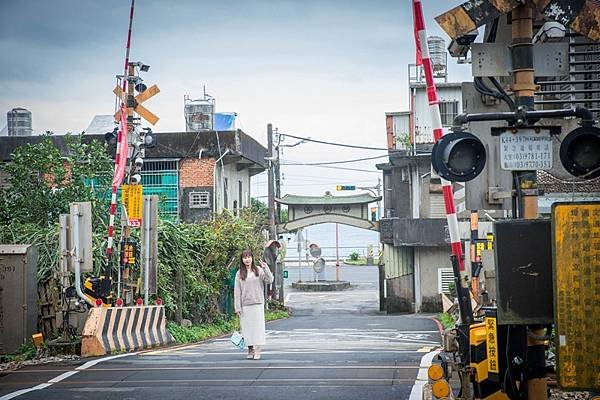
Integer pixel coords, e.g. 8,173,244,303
238,180,243,209
438,267,455,294
439,100,459,127
189,191,210,208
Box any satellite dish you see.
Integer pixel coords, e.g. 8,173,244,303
309,243,321,258
313,257,325,273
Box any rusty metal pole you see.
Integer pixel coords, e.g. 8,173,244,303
511,5,546,399
470,211,480,299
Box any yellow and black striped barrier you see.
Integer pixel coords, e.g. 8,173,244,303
82,305,173,357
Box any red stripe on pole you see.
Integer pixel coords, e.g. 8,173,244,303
451,242,464,264
442,185,456,215
413,0,465,275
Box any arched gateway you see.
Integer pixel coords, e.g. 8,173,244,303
275,192,381,233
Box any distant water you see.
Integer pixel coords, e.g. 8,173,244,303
281,223,380,261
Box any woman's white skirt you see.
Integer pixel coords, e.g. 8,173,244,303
240,303,266,346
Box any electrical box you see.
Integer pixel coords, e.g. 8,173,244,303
68,202,93,273
494,219,553,325
0,245,38,354
553,202,600,391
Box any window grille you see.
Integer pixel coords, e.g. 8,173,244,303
439,100,459,127
141,159,179,221
189,191,210,208
438,268,455,294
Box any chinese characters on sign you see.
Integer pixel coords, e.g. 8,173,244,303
500,132,553,170
121,184,143,227
485,316,499,374
553,203,600,391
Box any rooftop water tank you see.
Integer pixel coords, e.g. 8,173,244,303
184,97,214,131
427,36,447,73
7,107,32,136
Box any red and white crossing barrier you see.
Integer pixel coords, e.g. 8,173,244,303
412,0,466,278
107,0,135,260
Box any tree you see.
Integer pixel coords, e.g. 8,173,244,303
0,133,113,227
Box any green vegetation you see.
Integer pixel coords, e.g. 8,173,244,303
343,253,380,266
437,312,456,330
0,134,113,281
0,342,39,363
168,309,290,344
157,211,265,324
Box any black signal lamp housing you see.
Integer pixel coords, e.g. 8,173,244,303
104,127,118,147
431,131,486,182
559,125,600,180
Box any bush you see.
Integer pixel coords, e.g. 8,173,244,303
348,252,360,261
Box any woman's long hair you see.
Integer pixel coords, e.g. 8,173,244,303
238,249,259,280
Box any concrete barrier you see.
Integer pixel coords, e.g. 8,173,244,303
81,305,174,357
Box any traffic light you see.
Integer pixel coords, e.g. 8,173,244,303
559,126,600,179
431,131,486,182
336,185,355,191
370,207,377,222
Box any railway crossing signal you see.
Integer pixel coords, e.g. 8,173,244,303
113,83,160,125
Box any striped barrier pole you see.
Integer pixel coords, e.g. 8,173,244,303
412,0,473,323
106,0,136,260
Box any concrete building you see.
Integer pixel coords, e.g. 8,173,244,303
0,130,267,223
379,79,469,314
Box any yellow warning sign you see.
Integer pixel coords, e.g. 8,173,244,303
121,184,143,228
485,316,499,374
553,202,600,391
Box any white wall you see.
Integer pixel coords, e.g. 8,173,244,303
413,84,462,144
215,162,251,214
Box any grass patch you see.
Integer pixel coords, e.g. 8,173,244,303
168,309,290,344
436,312,456,330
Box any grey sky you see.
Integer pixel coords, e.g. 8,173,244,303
0,0,469,198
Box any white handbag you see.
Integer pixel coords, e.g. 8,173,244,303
230,331,245,350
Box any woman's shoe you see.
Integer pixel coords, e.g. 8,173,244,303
253,352,261,360
247,347,254,359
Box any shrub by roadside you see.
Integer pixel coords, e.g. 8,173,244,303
168,309,290,344
436,312,456,330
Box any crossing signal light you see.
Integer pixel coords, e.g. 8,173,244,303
336,185,355,191
370,207,377,222
431,131,486,182
559,126,600,180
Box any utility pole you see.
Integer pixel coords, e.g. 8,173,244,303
267,123,276,240
510,5,546,399
266,123,280,301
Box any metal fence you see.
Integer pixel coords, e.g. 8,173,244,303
141,159,179,221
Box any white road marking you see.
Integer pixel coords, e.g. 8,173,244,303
0,353,136,399
409,349,440,400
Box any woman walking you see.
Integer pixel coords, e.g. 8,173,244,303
234,249,274,360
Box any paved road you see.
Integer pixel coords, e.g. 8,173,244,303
0,265,440,400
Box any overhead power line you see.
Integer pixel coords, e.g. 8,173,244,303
283,163,381,173
282,154,388,166
280,133,389,151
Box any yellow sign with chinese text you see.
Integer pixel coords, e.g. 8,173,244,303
553,202,600,391
121,184,143,227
